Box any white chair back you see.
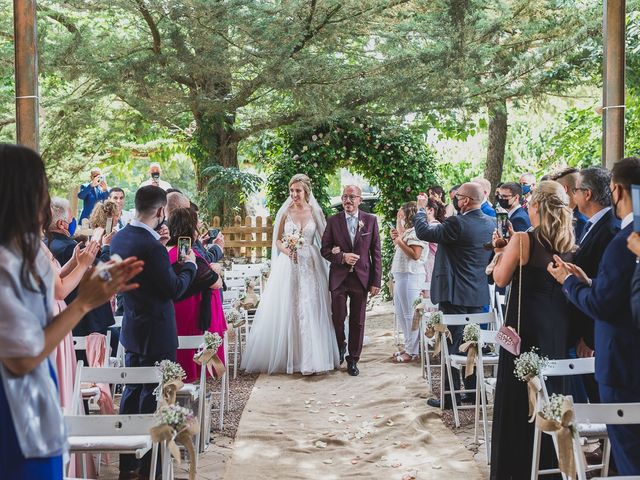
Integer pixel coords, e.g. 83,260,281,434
65,414,157,436
231,263,265,277
478,329,498,346
572,403,640,480
442,311,497,327
178,335,205,350
541,357,596,377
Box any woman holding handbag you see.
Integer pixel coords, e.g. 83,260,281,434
489,180,576,480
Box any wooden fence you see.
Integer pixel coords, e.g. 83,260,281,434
211,215,272,260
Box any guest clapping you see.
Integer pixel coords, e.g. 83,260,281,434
490,180,576,478
78,167,109,223
0,144,141,479
548,157,640,475
390,202,430,363
166,208,226,381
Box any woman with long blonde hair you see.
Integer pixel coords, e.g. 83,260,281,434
489,180,576,479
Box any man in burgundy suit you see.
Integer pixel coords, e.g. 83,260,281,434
321,185,382,376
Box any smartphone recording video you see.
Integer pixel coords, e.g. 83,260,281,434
91,227,105,244
632,185,640,232
208,228,220,242
496,212,510,239
178,236,192,262
105,217,114,235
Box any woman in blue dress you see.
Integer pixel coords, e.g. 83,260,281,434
0,144,143,479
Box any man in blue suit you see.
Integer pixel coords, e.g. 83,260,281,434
77,167,110,222
111,186,197,479
549,157,640,475
496,182,531,232
415,182,495,408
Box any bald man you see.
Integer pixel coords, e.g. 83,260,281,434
414,182,495,409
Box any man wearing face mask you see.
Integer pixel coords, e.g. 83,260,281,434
140,162,172,191
414,182,495,409
110,186,196,479
496,182,531,232
548,157,640,475
519,172,536,210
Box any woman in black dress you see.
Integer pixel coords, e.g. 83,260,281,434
489,180,576,479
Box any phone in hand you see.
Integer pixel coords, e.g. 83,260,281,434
632,185,640,232
208,228,220,242
105,217,114,235
91,227,105,243
178,236,192,262
496,212,511,239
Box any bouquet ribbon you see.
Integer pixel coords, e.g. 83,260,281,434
411,304,424,331
194,349,226,379
161,379,184,407
535,396,577,479
525,374,542,423
459,341,478,378
150,421,200,480
426,324,451,356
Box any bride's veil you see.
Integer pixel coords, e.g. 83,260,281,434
270,190,328,275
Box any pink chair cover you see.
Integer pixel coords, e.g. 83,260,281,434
85,333,115,415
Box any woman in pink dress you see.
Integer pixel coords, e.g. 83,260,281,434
167,208,226,382
42,239,100,411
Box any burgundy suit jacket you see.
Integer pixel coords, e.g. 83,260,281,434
321,210,382,291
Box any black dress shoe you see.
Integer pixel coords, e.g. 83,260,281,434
339,346,346,365
426,398,441,408
346,359,359,376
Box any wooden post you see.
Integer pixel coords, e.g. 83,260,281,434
602,0,626,168
13,0,39,152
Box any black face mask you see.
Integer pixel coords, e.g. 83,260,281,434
497,198,512,210
452,196,461,213
154,215,166,232
611,187,621,220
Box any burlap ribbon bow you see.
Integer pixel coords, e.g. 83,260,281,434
425,324,451,356
458,341,478,378
194,349,226,379
149,421,200,480
535,396,577,479
160,379,184,407
411,304,424,331
525,374,543,423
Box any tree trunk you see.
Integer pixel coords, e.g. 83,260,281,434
192,110,240,224
485,99,508,194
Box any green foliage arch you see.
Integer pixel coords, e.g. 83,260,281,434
262,121,439,293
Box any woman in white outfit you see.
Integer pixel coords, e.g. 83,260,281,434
390,201,430,363
241,174,339,374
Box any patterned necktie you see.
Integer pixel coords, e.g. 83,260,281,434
347,215,357,237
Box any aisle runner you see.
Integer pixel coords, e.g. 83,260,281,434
224,306,483,480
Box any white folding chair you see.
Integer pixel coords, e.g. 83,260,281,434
418,301,439,391
531,357,609,479
474,329,500,463
573,403,640,480
440,312,498,428
65,414,161,480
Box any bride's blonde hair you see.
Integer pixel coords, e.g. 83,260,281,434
289,174,312,202
530,180,575,254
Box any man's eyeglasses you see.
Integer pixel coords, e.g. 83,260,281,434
571,187,589,194
454,194,471,200
496,194,513,200
341,194,361,201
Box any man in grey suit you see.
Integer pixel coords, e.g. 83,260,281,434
414,182,495,408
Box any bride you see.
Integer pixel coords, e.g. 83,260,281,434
241,173,340,374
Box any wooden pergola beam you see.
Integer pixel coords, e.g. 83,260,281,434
13,0,39,153
602,0,626,168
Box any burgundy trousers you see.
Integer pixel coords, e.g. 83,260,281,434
330,272,368,362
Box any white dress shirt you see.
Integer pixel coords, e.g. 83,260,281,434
140,178,172,191
621,212,633,230
579,207,611,244
129,219,161,240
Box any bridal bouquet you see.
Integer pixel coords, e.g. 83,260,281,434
514,347,549,422
282,230,305,264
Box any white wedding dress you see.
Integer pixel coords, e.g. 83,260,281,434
241,214,340,375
